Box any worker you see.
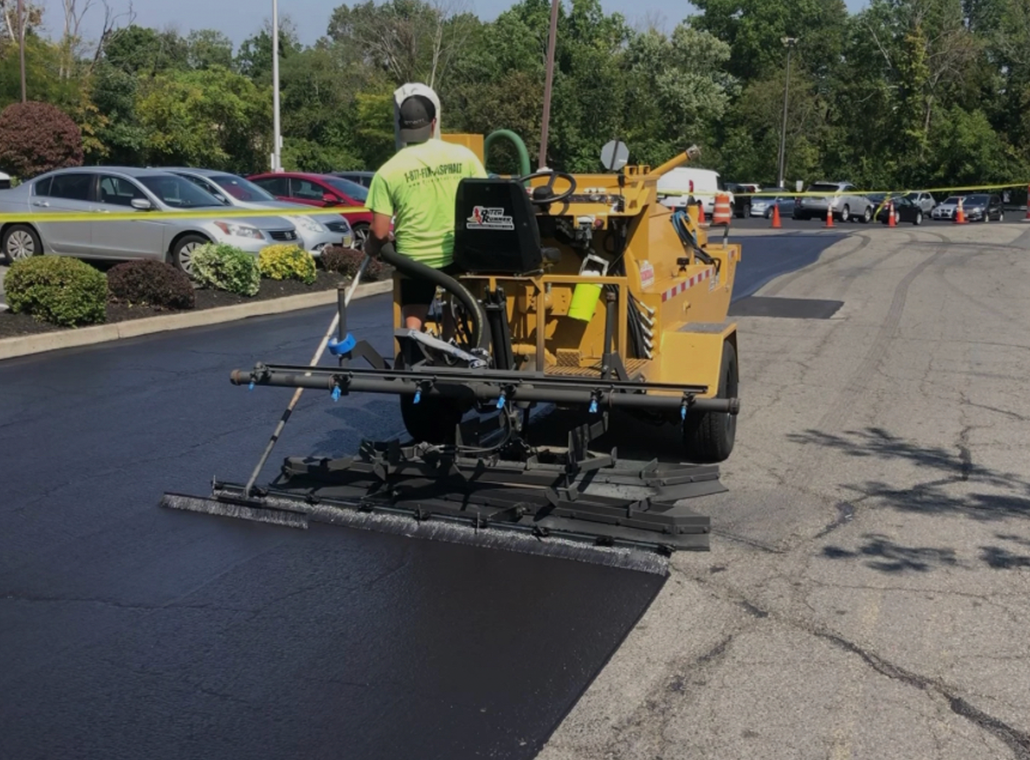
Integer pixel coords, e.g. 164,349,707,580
365,94,488,333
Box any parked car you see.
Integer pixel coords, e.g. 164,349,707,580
0,170,10,190
0,167,299,274
905,191,936,213
750,190,797,219
726,182,761,217
961,193,1004,222
931,196,963,221
872,195,925,225
163,168,353,254
247,172,374,249
331,170,375,188
793,181,874,223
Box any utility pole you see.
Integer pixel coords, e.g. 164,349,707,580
537,0,559,170
777,37,798,190
271,0,282,172
18,0,27,102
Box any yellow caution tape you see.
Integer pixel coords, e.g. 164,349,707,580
0,205,369,224
659,182,1028,198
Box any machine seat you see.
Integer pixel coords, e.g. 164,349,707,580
453,178,547,275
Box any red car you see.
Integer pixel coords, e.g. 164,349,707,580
247,172,374,249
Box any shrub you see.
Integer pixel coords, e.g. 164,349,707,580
258,244,316,284
5,256,106,327
0,102,84,179
320,246,384,281
190,243,260,296
107,260,196,310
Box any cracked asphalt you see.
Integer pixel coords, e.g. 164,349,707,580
5,222,1026,759
540,222,1030,760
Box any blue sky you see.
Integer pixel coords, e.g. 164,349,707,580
58,0,870,49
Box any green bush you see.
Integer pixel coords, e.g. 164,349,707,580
259,244,316,284
190,243,260,296
108,259,196,310
320,246,384,281
5,256,106,326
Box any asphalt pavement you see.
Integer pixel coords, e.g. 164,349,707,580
0,234,836,760
541,222,1030,759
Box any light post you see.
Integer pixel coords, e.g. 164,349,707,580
777,37,798,190
18,0,27,102
271,0,282,172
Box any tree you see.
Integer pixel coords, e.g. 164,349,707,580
236,18,301,81
186,29,233,70
102,24,187,75
0,100,83,178
135,65,271,172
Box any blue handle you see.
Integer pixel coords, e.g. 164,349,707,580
248,381,255,391
589,399,598,414
328,334,357,356
496,392,507,410
331,386,341,402
413,389,422,405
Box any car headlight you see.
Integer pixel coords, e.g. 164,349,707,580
287,215,327,233
214,221,264,240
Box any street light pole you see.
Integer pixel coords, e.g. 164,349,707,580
777,37,797,190
272,0,282,172
17,0,27,102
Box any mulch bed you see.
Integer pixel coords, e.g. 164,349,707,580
0,269,390,341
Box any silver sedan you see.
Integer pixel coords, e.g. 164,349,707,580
163,168,354,255
0,167,301,275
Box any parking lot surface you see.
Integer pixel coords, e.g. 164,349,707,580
541,223,1030,759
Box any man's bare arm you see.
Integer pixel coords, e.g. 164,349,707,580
364,213,393,258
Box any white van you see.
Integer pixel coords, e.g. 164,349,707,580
657,167,732,216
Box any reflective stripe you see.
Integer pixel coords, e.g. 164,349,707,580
661,267,713,303
712,193,732,225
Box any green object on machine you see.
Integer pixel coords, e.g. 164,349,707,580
485,130,532,178
569,283,603,322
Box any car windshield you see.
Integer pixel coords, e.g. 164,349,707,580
807,183,842,193
138,175,223,208
323,177,369,202
966,194,989,204
867,193,889,203
942,196,961,204
211,175,277,202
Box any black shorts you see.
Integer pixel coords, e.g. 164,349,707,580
399,262,461,307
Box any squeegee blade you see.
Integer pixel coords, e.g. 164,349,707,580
160,492,310,529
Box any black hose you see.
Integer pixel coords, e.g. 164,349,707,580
378,243,491,353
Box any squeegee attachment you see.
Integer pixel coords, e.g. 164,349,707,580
161,422,719,575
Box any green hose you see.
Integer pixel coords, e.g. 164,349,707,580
484,130,531,178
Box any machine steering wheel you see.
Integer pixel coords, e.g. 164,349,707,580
518,170,577,206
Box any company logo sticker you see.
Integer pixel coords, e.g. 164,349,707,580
639,260,655,289
467,206,514,230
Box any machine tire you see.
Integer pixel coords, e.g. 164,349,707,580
170,234,209,276
682,341,738,463
395,352,465,444
2,224,42,264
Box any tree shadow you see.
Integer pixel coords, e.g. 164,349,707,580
788,427,1030,521
822,532,1030,573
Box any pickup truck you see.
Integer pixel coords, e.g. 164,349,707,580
793,181,874,223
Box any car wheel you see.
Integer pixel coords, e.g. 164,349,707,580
914,211,923,225
999,211,1005,222
170,234,209,276
1,224,42,264
860,206,872,223
983,212,989,223
840,205,850,223
352,223,370,251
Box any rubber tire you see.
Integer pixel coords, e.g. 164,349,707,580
352,223,370,251
170,234,209,276
999,212,1005,222
840,205,850,223
860,206,872,223
2,224,42,264
395,352,465,444
682,341,738,463
914,211,923,226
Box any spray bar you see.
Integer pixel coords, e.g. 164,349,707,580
231,365,740,415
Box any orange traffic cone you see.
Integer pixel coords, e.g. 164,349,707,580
771,202,782,228
698,200,706,224
825,205,834,228
955,197,966,224
888,200,897,227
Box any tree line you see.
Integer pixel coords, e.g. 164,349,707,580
1,0,1028,191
